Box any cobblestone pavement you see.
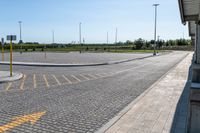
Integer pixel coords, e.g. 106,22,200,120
0,52,152,64
104,53,192,133
0,51,190,133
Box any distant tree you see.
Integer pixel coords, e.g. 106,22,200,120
134,38,145,49
125,40,134,45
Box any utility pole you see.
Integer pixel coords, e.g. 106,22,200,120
79,22,82,45
157,35,160,51
19,21,22,54
52,30,55,44
153,4,159,56
115,28,118,44
107,32,109,44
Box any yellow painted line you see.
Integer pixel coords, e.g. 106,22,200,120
95,74,103,77
33,74,37,89
62,75,72,84
100,73,108,76
71,75,81,82
79,74,90,80
5,82,12,91
87,74,97,79
20,75,27,90
52,75,61,85
0,111,46,133
43,75,49,87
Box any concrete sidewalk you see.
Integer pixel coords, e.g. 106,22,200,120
100,53,192,133
0,71,23,83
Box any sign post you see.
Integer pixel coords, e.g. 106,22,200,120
1,38,4,61
7,35,16,77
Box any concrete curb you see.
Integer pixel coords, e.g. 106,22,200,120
96,53,190,133
0,71,23,83
0,55,154,67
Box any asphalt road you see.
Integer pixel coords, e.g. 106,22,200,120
0,51,189,133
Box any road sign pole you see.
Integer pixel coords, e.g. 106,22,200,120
7,35,16,77
2,46,4,62
10,39,13,77
1,38,4,61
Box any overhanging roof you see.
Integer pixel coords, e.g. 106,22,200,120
189,21,196,36
179,0,200,24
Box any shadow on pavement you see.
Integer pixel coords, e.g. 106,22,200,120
170,65,192,133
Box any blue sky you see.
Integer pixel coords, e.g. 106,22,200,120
0,0,189,44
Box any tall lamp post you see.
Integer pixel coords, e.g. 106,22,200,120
79,22,82,53
19,21,22,54
115,28,118,52
153,4,159,56
107,32,109,44
79,22,82,45
52,30,55,44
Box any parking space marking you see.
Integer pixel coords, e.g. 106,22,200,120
5,82,12,91
87,74,97,79
98,74,107,77
62,75,72,84
33,74,37,89
71,75,82,82
52,75,61,85
79,74,90,80
20,75,27,90
43,75,50,87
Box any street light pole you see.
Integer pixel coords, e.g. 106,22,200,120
19,21,22,54
115,28,118,52
52,30,54,44
107,32,109,44
115,28,118,44
153,4,159,56
79,22,82,45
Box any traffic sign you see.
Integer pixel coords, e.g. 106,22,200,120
7,35,16,41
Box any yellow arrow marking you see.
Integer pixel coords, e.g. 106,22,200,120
0,111,46,132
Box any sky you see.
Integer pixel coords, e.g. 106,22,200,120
0,0,189,44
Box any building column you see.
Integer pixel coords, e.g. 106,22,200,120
196,24,200,64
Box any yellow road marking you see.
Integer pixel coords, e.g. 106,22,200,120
87,74,97,79
97,73,107,77
62,75,72,84
0,111,46,133
52,75,61,85
79,74,90,80
43,75,49,87
33,74,37,89
20,75,27,90
5,82,12,91
71,75,81,82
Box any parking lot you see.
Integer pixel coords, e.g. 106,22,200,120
0,51,189,132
